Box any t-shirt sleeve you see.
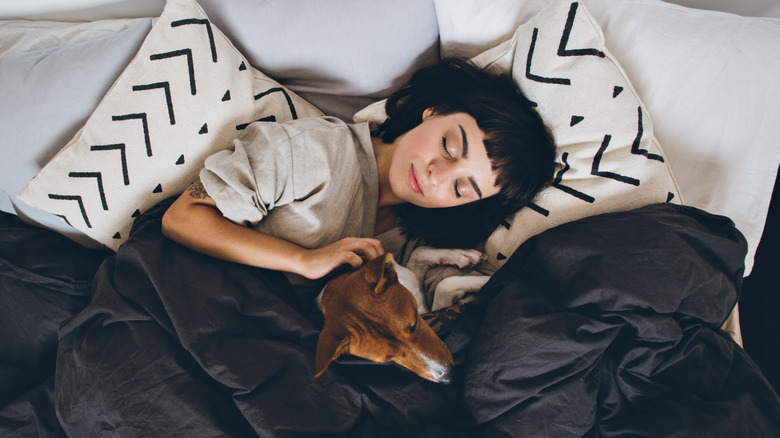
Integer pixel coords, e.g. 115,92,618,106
199,122,296,228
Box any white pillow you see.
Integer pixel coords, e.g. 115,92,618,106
475,1,679,267
18,0,322,251
434,0,780,274
356,1,680,269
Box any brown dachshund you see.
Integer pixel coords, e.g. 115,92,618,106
315,253,454,383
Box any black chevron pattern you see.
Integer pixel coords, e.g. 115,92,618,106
171,19,217,62
558,2,605,58
526,28,570,85
237,116,276,131
591,135,641,186
527,202,550,217
132,82,175,125
68,172,108,210
89,144,129,185
48,194,91,228
255,87,298,119
150,49,197,95
235,88,300,130
112,113,151,156
554,152,596,202
630,106,664,162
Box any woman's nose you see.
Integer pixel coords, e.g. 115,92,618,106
426,162,450,187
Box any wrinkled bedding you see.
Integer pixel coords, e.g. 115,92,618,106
2,201,779,437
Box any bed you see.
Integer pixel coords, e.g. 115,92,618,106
1,0,779,436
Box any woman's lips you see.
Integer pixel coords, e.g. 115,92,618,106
409,165,423,195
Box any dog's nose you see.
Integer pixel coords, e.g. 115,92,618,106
434,364,453,384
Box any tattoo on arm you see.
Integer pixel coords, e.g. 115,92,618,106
187,180,211,200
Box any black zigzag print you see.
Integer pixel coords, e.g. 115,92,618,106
47,194,91,228
526,28,570,85
630,106,664,162
112,113,152,157
527,202,550,217
592,135,641,186
54,214,71,227
255,87,299,119
237,116,276,131
171,19,217,62
90,144,129,185
558,2,606,58
526,2,607,85
132,82,175,125
552,152,596,202
68,172,108,210
150,49,197,95
236,88,300,130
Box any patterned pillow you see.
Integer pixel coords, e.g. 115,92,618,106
355,1,680,269
18,0,322,251
476,1,680,267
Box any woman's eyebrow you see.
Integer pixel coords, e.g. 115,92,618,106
468,176,482,198
459,125,469,158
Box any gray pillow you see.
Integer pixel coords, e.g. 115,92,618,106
0,18,152,248
198,0,440,120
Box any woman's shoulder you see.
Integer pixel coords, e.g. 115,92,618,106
276,116,369,137
238,116,369,146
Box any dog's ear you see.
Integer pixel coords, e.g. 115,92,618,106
314,325,350,378
365,252,397,294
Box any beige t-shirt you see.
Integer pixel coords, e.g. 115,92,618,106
200,116,378,250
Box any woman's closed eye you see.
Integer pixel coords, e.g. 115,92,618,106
442,137,454,159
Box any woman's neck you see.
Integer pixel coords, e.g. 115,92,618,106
372,136,402,235
372,136,403,208
374,206,398,235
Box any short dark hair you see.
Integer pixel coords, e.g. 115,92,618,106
376,58,556,248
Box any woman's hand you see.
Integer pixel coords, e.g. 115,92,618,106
298,237,385,280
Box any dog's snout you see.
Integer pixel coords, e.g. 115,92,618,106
427,359,454,384
436,366,453,384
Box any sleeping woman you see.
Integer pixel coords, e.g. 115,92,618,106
161,58,556,281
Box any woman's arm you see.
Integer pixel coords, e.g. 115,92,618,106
161,180,384,279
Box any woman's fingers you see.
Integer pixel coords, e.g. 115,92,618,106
345,237,384,261
302,237,385,279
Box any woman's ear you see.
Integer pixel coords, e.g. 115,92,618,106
422,107,437,120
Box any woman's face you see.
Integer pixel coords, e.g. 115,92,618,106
388,108,501,208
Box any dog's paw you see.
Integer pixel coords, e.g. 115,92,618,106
409,247,486,270
431,275,490,311
444,249,487,269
